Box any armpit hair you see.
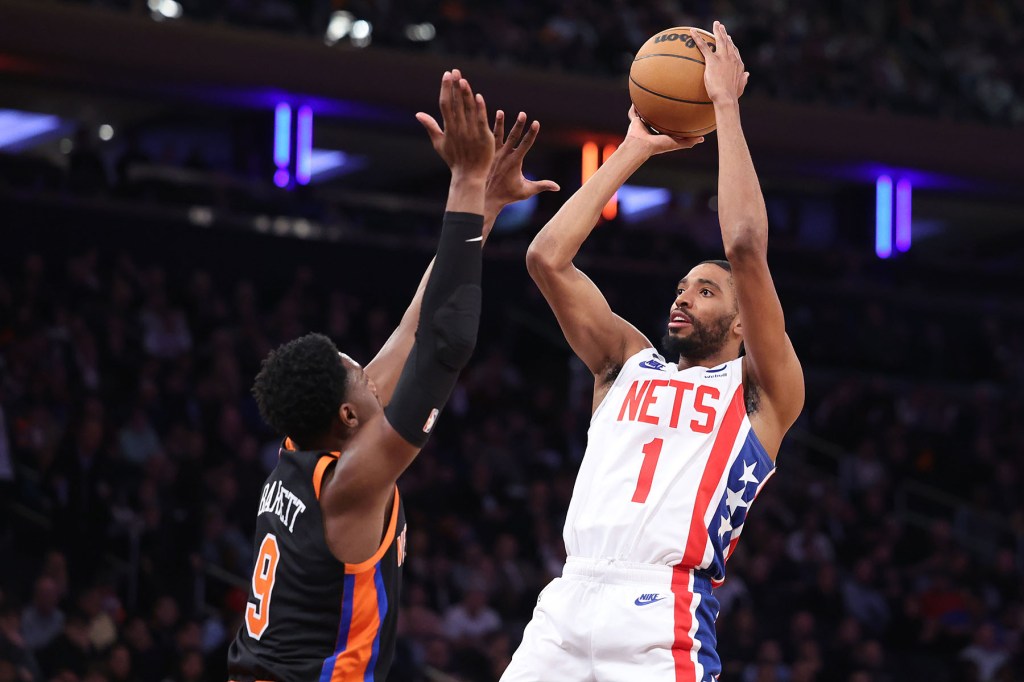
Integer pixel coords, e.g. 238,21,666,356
601,362,623,387
744,378,761,416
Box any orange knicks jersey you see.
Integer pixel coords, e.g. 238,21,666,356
228,441,407,682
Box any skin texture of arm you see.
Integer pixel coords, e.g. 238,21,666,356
693,23,805,457
321,69,493,564
525,110,702,408
366,107,559,406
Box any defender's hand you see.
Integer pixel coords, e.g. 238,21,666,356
416,69,495,180
485,110,560,219
691,22,749,105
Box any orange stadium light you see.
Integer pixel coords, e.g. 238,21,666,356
602,143,618,220
581,141,598,185
581,141,618,221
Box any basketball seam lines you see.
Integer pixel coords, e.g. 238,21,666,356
628,77,713,105
633,53,706,66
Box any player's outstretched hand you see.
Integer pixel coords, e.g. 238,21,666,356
485,110,560,216
690,21,749,105
416,69,495,181
625,105,704,156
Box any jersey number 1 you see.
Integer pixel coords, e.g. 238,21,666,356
631,438,664,504
245,533,280,640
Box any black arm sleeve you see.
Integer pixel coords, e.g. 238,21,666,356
384,211,483,446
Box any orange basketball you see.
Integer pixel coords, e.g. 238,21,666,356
628,27,717,137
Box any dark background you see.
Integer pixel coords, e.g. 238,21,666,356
0,1,1022,681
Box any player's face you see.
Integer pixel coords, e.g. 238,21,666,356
662,263,738,360
338,353,382,419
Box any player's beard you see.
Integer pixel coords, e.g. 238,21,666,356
662,311,735,363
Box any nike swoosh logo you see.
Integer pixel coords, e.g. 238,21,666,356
634,596,667,606
465,236,483,242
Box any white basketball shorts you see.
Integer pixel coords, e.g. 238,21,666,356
501,557,721,682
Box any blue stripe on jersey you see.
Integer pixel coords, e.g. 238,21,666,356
320,574,357,682
363,563,388,682
692,577,722,680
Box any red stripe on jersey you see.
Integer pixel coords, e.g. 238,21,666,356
671,567,697,682
679,386,746,569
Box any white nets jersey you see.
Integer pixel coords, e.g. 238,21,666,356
563,348,776,584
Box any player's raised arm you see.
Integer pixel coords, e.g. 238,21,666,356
320,70,493,560
692,23,804,449
525,112,702,382
365,92,559,405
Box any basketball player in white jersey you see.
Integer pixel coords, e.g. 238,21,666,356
502,22,804,682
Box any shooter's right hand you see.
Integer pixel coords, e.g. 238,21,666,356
625,105,705,157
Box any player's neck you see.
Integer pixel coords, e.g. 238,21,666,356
675,350,735,371
301,434,348,454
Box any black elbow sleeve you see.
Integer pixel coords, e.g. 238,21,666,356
384,212,483,446
431,283,481,369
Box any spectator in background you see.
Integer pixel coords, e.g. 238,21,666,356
140,294,192,360
842,559,890,635
50,417,114,586
0,600,41,682
38,612,94,680
175,649,205,682
118,407,162,468
442,585,502,650
959,623,1011,682
398,582,445,669
2,199,1024,681
742,640,790,682
786,512,836,565
105,642,135,682
20,576,64,652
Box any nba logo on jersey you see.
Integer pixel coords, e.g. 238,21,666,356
422,408,439,433
396,525,408,567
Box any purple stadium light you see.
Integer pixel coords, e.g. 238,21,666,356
0,109,65,151
274,103,291,187
895,179,912,253
296,106,313,185
875,175,893,259
618,185,671,222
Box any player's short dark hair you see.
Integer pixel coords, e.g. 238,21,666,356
699,259,732,273
252,333,349,445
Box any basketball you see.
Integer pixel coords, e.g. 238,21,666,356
629,27,717,137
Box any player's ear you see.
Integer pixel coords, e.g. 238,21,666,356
732,316,743,338
338,402,359,429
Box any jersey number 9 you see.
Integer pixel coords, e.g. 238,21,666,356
245,533,280,640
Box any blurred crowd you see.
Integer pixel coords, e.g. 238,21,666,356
0,206,1022,682
60,0,1024,126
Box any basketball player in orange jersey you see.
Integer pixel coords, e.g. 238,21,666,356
227,69,558,682
502,22,804,682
